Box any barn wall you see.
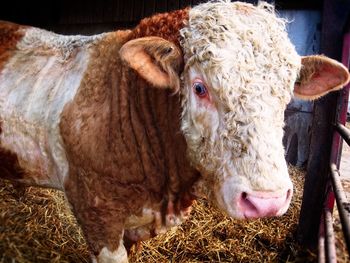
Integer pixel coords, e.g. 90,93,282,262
0,0,322,31
281,10,321,167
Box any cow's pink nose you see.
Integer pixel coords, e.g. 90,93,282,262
238,189,292,219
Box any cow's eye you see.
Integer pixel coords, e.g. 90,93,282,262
193,82,208,98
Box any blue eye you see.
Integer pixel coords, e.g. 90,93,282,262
193,82,207,97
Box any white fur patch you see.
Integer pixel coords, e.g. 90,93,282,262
124,208,155,229
0,28,101,188
97,245,128,263
124,206,187,241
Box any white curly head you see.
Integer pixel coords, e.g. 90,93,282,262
179,1,300,218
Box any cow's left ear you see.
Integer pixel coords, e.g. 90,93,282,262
119,36,183,90
294,55,350,100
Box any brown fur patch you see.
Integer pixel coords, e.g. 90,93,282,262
0,21,25,71
0,122,26,182
130,8,189,49
60,29,198,254
0,147,25,181
0,121,55,188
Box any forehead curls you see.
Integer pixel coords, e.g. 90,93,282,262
179,1,301,103
131,8,190,49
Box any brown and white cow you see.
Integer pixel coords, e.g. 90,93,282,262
0,1,349,262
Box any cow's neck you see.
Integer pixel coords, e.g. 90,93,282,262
61,30,199,220
114,55,199,203
126,8,200,210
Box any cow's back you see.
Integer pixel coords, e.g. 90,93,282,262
0,22,103,188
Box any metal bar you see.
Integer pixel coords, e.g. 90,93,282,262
334,122,350,146
318,235,326,263
330,163,350,253
318,214,326,263
324,208,337,263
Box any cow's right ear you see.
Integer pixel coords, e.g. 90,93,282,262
119,37,183,91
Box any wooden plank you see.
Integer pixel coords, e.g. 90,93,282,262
56,0,146,25
0,1,60,27
101,0,119,23
168,0,180,11
156,0,168,13
0,0,325,28
143,0,156,18
133,0,144,21
118,0,134,22
89,0,103,24
324,208,337,263
128,0,135,22
297,0,350,249
330,163,350,254
180,0,191,8
61,0,92,24
117,1,126,22
191,0,203,6
58,0,117,25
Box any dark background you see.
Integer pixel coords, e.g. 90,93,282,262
0,0,323,34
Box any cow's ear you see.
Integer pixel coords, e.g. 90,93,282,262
119,36,183,91
294,55,350,100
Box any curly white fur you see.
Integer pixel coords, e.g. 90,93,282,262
180,1,300,217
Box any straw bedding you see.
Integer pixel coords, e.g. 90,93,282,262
0,166,327,262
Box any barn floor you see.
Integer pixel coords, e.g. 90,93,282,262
0,166,345,263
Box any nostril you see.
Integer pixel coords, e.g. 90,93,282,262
238,189,293,219
282,189,293,205
239,192,259,217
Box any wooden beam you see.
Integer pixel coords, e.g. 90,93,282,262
297,0,350,248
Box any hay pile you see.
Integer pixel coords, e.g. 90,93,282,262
0,181,89,262
0,166,315,262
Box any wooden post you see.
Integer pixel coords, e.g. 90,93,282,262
297,0,350,248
